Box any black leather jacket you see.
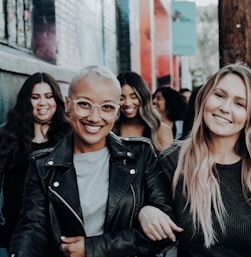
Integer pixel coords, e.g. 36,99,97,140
9,132,172,257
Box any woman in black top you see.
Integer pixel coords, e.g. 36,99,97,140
139,63,251,257
0,72,71,255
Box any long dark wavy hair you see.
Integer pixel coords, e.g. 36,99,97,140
0,72,71,173
153,87,187,137
152,87,187,122
114,71,162,151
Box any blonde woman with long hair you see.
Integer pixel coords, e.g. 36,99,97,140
139,62,251,256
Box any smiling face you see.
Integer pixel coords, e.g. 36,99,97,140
152,91,166,115
65,76,120,153
120,84,140,118
31,82,57,124
203,73,247,142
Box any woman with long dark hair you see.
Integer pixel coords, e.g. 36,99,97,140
113,71,173,153
0,72,71,256
152,87,187,139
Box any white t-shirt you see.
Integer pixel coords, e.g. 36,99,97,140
73,147,110,236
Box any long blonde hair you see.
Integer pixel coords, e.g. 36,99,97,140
173,63,251,247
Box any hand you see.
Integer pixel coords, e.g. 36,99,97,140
139,205,183,242
60,236,85,257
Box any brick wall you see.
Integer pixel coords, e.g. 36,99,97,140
0,0,120,123
55,0,118,74
103,0,118,75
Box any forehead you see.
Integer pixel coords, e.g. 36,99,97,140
71,76,120,101
121,84,136,94
32,83,52,93
155,91,164,97
215,74,247,98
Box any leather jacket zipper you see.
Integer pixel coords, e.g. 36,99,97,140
129,184,136,228
49,186,85,230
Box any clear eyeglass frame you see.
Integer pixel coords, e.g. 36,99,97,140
70,98,120,121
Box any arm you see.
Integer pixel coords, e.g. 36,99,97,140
70,144,175,257
139,205,183,242
157,122,174,151
9,160,51,257
139,143,184,242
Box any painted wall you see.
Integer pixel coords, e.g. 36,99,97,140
139,0,173,91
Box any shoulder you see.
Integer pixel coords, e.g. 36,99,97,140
158,141,182,169
157,122,174,148
108,132,156,157
109,131,152,146
158,122,172,134
160,141,182,158
30,147,54,160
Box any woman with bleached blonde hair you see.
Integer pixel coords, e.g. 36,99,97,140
138,62,251,256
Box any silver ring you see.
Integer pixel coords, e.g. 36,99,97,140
62,244,65,252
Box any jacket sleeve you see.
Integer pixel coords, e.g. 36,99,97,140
9,159,51,257
85,143,174,257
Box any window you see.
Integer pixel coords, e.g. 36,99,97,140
0,0,33,51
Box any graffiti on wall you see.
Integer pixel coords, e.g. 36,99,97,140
32,0,56,64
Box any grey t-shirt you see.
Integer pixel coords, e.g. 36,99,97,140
73,147,110,236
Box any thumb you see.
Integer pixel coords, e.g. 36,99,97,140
60,236,83,243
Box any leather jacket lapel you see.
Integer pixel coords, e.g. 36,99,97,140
105,158,137,224
49,166,83,221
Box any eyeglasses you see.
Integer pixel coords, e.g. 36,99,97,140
70,98,119,121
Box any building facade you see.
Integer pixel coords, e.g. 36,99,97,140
0,0,174,124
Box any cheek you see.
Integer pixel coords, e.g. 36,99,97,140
236,110,248,126
49,99,57,107
30,100,37,109
158,101,165,110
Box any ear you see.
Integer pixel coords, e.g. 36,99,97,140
65,96,70,113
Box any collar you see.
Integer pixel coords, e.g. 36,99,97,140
45,132,135,168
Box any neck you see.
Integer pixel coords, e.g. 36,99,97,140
32,123,49,143
161,115,173,128
125,117,144,126
212,136,241,164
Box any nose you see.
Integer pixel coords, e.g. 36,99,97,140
86,106,102,122
220,99,231,113
38,96,46,105
123,97,133,106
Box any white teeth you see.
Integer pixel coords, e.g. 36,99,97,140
38,109,48,114
85,125,101,132
214,115,230,124
124,108,134,114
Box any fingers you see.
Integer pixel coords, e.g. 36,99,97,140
166,217,184,232
158,215,184,242
142,215,183,242
60,244,71,257
60,236,85,257
61,236,83,243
